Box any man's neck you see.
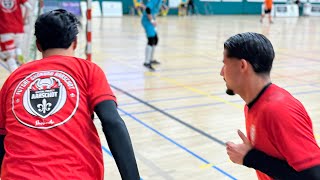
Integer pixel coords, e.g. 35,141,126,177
42,48,74,58
240,75,271,104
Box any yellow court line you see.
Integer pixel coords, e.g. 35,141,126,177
97,55,141,69
199,159,232,169
199,163,215,169
105,59,246,170
101,57,243,109
145,71,243,109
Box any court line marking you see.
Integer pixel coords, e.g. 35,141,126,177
102,146,144,180
111,84,226,146
0,61,9,72
118,107,237,180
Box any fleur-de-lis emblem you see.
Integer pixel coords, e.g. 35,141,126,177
37,99,52,114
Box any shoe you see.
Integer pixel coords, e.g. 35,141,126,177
151,60,160,64
143,63,155,71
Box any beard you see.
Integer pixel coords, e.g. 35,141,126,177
223,78,235,96
226,89,235,96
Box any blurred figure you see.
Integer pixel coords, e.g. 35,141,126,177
260,0,273,24
141,0,163,71
0,0,32,72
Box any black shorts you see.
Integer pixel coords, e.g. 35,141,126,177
264,9,271,13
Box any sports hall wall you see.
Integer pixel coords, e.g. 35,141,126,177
97,0,308,15
96,0,266,15
60,0,317,15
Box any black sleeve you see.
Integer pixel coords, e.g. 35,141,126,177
0,135,4,171
299,165,320,180
146,7,151,14
243,149,300,179
94,100,140,180
244,149,320,180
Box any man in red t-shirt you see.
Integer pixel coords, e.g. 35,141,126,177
0,9,140,180
221,32,320,179
0,0,32,72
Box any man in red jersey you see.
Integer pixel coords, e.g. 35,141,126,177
221,32,320,179
0,0,32,72
0,9,140,180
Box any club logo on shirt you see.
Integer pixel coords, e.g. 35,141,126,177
12,71,79,129
25,77,66,119
1,0,17,13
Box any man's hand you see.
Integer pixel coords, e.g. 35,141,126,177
151,19,157,27
226,130,253,165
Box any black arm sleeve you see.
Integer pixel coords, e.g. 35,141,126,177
146,7,151,14
94,100,140,180
299,165,320,180
0,135,4,171
243,149,300,179
244,149,320,180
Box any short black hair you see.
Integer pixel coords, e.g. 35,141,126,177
224,32,275,74
35,9,80,51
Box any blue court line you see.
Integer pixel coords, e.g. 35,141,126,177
124,100,243,116
108,71,142,76
293,90,320,95
109,71,221,82
117,89,320,117
102,146,113,157
111,84,226,146
118,83,320,107
108,63,320,81
120,95,203,106
117,107,237,180
0,61,9,71
110,76,156,81
121,89,320,115
101,146,144,180
110,65,317,82
108,66,214,76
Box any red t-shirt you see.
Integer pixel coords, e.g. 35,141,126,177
245,84,320,180
0,55,116,179
0,0,26,34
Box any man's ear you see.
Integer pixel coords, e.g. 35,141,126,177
73,37,77,50
240,59,249,73
36,40,43,52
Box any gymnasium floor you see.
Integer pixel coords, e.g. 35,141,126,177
1,15,320,180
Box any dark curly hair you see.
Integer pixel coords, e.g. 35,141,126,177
35,9,81,51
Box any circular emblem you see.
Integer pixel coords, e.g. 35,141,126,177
12,71,79,129
1,0,17,13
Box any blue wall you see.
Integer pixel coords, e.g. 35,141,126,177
96,0,298,15
101,0,266,15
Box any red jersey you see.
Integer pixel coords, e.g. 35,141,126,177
245,84,320,180
0,0,26,34
0,55,116,179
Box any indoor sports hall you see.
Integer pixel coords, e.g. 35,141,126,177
0,0,319,179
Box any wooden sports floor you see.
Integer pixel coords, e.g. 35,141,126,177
0,15,320,180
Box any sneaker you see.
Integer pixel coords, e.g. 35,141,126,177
151,60,160,64
143,63,155,71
